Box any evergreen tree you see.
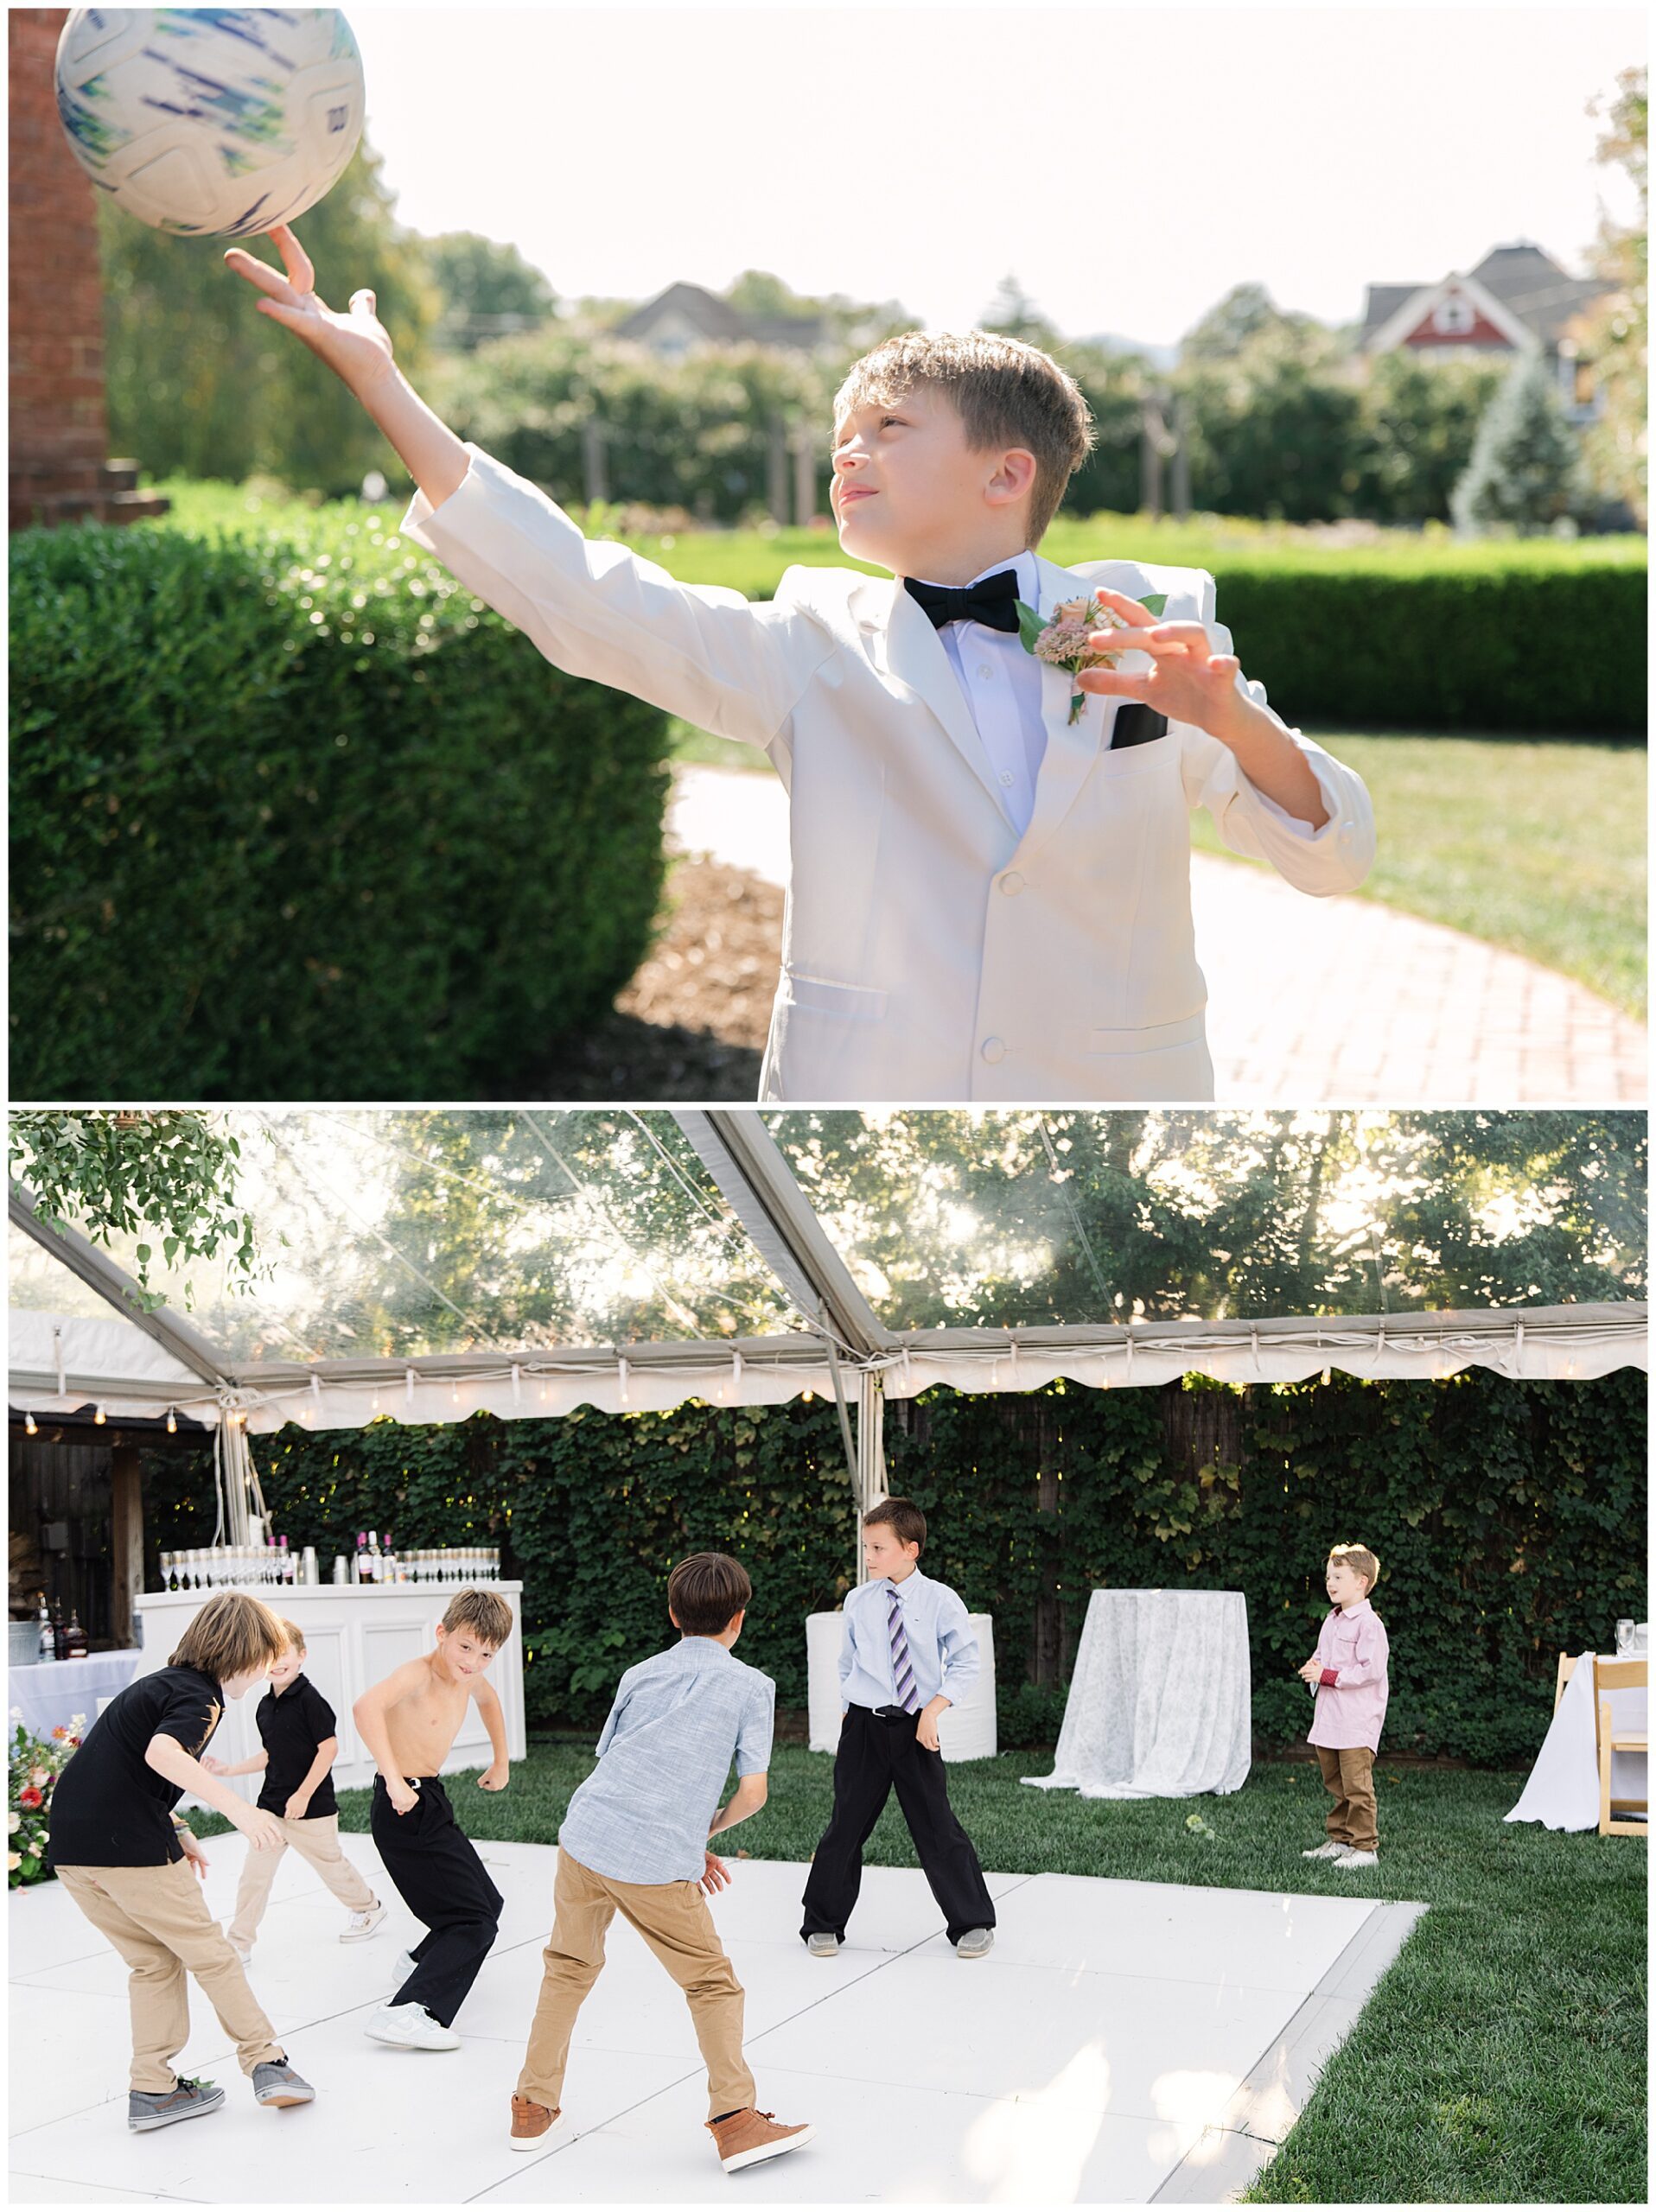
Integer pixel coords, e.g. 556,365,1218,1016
1450,348,1587,535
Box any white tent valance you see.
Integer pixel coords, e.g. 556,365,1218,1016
8,1301,1646,1435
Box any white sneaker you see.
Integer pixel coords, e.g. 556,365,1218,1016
341,1901,387,1942
1301,1841,1348,1859
390,1948,418,1987
1334,1848,1379,1870
231,1943,252,1963
364,2001,459,2051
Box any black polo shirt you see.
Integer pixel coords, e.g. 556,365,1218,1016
254,1673,339,1818
46,1665,224,1870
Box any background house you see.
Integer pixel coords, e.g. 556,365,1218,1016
1360,241,1612,419
613,279,827,356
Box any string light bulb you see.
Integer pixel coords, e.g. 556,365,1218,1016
24,1412,38,1436
166,1408,178,1433
93,1404,106,1426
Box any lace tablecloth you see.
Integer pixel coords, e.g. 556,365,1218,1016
1023,1589,1251,1799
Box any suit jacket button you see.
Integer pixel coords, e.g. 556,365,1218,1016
1000,870,1024,895
980,1037,1006,1065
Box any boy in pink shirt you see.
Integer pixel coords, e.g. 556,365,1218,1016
1297,1543,1388,1870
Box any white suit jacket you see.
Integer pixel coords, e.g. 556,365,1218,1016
404,448,1375,1102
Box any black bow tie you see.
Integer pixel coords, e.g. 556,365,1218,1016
903,569,1022,634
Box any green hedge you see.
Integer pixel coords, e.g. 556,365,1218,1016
9,513,671,1096
137,1368,1646,1764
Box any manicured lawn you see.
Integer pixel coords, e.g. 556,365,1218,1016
671,723,1647,1020
1191,733,1647,1020
186,1745,1646,2202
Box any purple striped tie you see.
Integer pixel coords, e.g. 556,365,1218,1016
888,1584,920,1713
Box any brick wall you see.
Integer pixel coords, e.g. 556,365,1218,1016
10,9,167,530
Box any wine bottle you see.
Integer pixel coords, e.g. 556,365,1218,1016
36,1593,56,1662
356,1531,371,1585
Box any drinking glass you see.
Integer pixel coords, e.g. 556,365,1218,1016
1616,1618,1635,1655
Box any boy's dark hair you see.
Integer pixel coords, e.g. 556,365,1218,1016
667,1552,752,1637
169,1590,287,1681
834,330,1094,543
441,1586,513,1649
863,1497,927,1552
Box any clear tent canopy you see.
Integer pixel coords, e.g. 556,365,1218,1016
10,1111,1647,1472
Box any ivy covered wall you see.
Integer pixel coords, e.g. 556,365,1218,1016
138,1368,1646,1763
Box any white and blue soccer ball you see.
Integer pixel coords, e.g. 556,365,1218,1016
54,8,365,238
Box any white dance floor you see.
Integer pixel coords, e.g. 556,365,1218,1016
10,1834,1424,2205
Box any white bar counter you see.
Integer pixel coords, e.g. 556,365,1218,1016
131,1580,527,1801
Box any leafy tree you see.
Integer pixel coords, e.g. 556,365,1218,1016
724,269,914,353
1451,349,1589,535
1348,351,1505,524
1570,63,1647,524
421,230,557,351
1174,321,1365,521
100,137,441,495
8,1109,258,1310
1180,283,1315,361
980,274,1060,349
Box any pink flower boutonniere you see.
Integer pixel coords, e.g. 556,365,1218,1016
1016,592,1167,724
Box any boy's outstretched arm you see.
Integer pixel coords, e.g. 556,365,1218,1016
225,224,468,508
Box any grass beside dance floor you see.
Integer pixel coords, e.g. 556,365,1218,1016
185,1747,1646,2202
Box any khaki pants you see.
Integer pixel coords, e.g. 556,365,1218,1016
226,1811,377,1949
55,1860,284,2093
1315,1745,1379,1852
519,1848,755,2120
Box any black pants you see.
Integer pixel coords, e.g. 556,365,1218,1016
800,1706,995,1948
371,1775,502,2028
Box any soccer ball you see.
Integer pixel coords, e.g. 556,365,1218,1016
54,9,365,238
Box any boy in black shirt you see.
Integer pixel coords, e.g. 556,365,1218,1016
46,1592,318,2132
204,1618,385,1959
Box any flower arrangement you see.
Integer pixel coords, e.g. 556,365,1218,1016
9,1710,83,1887
1016,591,1166,724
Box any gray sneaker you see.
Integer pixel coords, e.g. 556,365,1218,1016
956,1928,995,1960
128,2075,225,2132
805,1932,840,1958
252,2057,315,2107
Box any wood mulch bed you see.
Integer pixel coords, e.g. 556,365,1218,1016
516,854,781,1101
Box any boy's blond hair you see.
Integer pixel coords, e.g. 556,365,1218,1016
279,1617,306,1655
169,1591,287,1681
834,330,1094,544
441,1586,513,1649
1329,1543,1381,1594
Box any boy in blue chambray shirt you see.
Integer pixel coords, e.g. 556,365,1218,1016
801,1497,996,1959
510,1554,813,2178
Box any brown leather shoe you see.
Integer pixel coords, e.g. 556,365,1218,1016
509,2093,566,2152
707,2106,815,2173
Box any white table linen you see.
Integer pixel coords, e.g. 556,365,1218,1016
8,1649,142,1738
1504,1649,1648,1832
1023,1588,1252,1799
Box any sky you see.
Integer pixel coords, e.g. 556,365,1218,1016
342,3,1644,347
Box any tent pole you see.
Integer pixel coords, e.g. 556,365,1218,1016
854,1370,887,1588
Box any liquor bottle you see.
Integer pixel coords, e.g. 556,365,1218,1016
35,1594,56,1662
381,1529,397,1583
356,1531,371,1584
50,1603,67,1661
367,1529,382,1584
61,1609,90,1661
278,1535,293,1586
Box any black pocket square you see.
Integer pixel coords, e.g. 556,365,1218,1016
1110,705,1169,750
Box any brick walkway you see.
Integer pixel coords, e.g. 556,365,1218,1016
670,767,1647,1103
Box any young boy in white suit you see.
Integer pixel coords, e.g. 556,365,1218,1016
227,227,1374,1103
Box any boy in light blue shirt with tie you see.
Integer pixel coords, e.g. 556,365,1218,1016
800,1498,996,1959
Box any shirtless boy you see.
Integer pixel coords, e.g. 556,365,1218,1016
353,1586,514,2050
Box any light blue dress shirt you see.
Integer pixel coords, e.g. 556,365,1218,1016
558,1637,774,1885
838,1569,980,1713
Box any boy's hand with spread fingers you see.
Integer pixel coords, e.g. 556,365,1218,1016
223,222,395,395
1079,588,1331,828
